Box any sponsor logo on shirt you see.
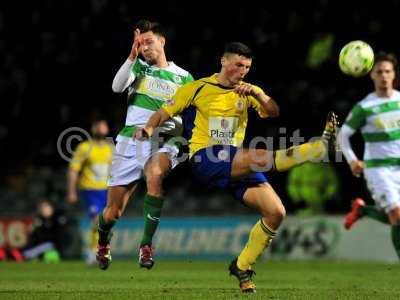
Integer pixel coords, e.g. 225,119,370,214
209,117,239,145
221,118,229,129
146,78,175,98
373,115,400,130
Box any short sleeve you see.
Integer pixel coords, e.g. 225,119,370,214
69,142,89,172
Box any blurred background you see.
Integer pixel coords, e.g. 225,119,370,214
1,0,399,261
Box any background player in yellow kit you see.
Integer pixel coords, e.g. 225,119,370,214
136,42,337,293
67,119,113,265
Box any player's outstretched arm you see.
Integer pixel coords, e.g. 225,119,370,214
134,108,171,139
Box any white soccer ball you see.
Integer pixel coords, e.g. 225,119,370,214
339,40,374,77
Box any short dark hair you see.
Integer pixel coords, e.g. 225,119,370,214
223,42,253,59
92,118,107,126
374,51,398,72
134,19,165,37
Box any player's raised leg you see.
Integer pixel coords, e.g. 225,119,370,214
230,111,338,178
273,111,338,171
139,153,171,269
97,183,137,270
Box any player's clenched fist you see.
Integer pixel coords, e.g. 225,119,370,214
234,82,257,97
133,127,152,140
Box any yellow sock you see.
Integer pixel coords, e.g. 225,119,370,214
237,220,276,271
274,140,326,172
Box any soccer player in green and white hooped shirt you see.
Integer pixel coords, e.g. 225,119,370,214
340,52,400,259
96,20,193,270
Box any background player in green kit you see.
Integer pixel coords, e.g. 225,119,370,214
341,52,400,259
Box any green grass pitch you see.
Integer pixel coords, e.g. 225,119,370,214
1,260,400,299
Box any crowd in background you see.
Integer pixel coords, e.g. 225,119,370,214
1,0,400,215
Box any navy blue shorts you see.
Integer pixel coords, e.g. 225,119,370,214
80,190,107,219
190,145,267,201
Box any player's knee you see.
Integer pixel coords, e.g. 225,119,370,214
262,203,286,227
104,205,123,221
145,167,164,190
272,204,286,222
113,208,124,219
389,208,400,225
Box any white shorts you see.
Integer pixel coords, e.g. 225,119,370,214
364,166,400,213
108,136,180,187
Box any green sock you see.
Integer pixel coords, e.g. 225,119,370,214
140,194,164,247
98,212,116,246
391,225,400,259
359,206,390,225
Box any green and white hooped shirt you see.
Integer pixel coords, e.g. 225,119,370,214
114,58,193,143
342,90,400,168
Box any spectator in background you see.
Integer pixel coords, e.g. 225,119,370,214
21,198,68,262
67,119,113,265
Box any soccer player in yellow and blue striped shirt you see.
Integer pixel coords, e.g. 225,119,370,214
137,42,338,293
67,119,113,265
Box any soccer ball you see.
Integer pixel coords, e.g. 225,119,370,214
339,40,374,77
